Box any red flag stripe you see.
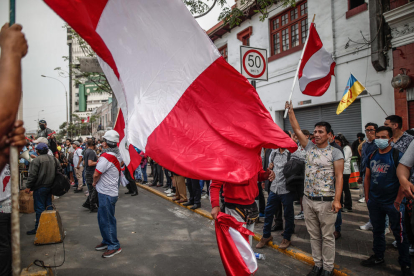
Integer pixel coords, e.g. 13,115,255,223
298,23,322,79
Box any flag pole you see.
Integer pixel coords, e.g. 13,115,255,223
283,14,315,119
9,1,22,276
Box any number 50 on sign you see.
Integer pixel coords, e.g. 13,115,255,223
240,46,268,81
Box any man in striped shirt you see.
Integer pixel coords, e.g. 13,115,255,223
93,130,123,258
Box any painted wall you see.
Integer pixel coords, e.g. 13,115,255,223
212,0,395,132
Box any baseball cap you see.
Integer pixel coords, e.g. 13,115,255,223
72,141,80,146
39,120,47,124
35,143,48,151
33,137,48,144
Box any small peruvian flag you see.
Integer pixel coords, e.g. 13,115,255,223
298,23,336,97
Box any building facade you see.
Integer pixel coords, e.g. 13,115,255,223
207,0,411,141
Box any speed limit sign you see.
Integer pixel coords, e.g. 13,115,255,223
240,46,268,81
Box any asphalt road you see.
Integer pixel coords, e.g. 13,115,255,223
19,186,311,276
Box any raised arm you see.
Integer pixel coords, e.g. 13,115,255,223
285,101,308,148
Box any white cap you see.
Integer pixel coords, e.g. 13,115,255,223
33,137,48,144
103,130,120,143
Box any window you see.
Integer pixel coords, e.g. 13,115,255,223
218,45,228,61
346,0,368,19
237,26,253,46
269,1,308,61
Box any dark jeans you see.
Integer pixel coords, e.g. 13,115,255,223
340,174,352,210
368,199,411,267
335,210,342,232
263,191,295,241
187,178,201,205
153,164,164,185
73,165,78,188
0,213,11,276
164,169,172,187
141,163,148,182
97,193,120,250
33,187,53,230
256,182,265,214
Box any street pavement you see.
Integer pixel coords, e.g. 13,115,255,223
145,180,410,276
19,186,311,276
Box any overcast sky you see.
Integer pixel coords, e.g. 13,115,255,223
0,0,226,133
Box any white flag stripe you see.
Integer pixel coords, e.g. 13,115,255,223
299,47,335,91
95,0,220,150
228,227,257,273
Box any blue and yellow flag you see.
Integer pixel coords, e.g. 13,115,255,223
336,74,365,115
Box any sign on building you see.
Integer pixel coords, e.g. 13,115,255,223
240,46,268,81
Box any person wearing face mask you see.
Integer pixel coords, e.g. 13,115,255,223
361,126,412,275
37,120,53,139
384,115,414,154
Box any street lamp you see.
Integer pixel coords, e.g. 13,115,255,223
41,75,69,133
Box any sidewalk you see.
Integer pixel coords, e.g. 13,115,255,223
139,174,406,276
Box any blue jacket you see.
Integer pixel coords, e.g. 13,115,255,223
360,140,378,176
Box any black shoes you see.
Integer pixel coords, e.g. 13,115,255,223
271,224,283,232
182,202,194,207
361,255,385,267
190,204,201,210
320,270,333,276
131,192,138,196
402,266,413,276
27,229,36,235
74,188,83,193
82,203,90,209
307,266,323,276
125,191,133,194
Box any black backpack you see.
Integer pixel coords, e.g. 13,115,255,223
51,157,71,196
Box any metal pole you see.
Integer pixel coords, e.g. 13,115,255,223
251,80,256,89
9,1,21,275
41,75,69,131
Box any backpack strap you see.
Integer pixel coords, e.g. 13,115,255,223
287,151,291,161
369,149,378,161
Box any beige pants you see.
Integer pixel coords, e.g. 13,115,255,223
303,196,337,272
174,175,187,201
225,207,255,246
74,166,84,190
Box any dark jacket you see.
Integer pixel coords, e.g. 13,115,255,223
262,148,272,192
26,154,61,191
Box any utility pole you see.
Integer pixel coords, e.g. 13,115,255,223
67,27,73,125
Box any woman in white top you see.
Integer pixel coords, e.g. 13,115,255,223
335,134,353,212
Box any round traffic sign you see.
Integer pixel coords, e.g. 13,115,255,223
242,49,266,78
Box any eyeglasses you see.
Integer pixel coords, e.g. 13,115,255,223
365,129,375,133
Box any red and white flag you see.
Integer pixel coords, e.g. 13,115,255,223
45,0,297,183
114,110,142,179
215,213,257,276
298,23,336,97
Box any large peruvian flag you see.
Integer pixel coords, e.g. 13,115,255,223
45,0,297,183
298,23,336,97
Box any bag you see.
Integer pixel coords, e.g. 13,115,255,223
283,156,305,194
68,151,74,164
51,157,71,196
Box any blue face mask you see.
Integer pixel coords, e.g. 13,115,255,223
374,139,389,149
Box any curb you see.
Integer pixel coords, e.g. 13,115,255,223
137,183,351,276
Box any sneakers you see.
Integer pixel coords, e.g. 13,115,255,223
358,197,365,203
360,221,373,231
307,266,323,276
384,227,390,235
166,193,176,197
95,243,108,251
360,255,385,267
393,240,398,248
102,248,122,258
255,236,273,249
201,194,209,199
164,188,172,194
279,239,291,250
295,211,304,220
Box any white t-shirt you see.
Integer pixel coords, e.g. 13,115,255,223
73,148,83,167
343,145,352,175
95,152,120,197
